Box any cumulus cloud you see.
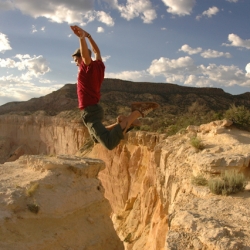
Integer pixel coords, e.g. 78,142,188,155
246,63,250,78
116,0,157,23
145,56,250,87
179,44,231,58
0,54,50,82
105,70,153,82
0,79,62,105
179,44,202,55
196,6,219,20
0,54,50,78
222,34,250,49
79,10,114,26
161,0,196,16
147,56,197,84
0,33,12,53
97,27,104,33
200,49,231,58
7,0,115,26
0,52,58,104
11,0,92,24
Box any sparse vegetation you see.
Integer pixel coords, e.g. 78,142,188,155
191,175,208,186
224,104,250,131
208,170,247,195
26,183,39,197
124,233,132,243
27,203,40,214
190,136,204,150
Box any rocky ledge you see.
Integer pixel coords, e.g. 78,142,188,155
0,155,124,250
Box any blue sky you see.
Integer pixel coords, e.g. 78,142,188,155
0,0,250,106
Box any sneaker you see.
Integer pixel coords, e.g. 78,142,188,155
131,102,160,117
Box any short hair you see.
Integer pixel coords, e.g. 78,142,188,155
72,48,92,57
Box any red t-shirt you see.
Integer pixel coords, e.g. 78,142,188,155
77,59,105,109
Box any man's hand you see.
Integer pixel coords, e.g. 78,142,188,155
70,25,87,38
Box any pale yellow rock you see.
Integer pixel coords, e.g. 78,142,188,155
0,154,124,250
1,113,250,250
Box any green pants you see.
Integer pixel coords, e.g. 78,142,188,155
81,104,124,150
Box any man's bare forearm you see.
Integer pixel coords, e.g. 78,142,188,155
86,33,102,61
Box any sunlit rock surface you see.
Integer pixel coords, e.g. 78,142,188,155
0,154,124,250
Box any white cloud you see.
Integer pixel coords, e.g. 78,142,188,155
32,25,37,33
246,63,250,78
222,34,250,49
97,27,104,33
105,70,153,82
226,0,238,2
11,0,93,24
0,79,62,105
200,49,231,58
161,0,196,16
116,0,157,23
0,54,50,78
102,55,111,62
7,1,114,26
8,0,115,26
179,44,202,55
0,58,16,68
148,56,196,76
179,44,231,58
0,33,12,53
196,6,219,20
145,56,250,87
96,11,114,26
81,10,114,26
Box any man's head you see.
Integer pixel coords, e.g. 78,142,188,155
72,48,92,66
72,48,82,66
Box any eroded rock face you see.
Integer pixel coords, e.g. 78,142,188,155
0,155,124,250
0,114,88,163
1,113,250,250
88,121,250,250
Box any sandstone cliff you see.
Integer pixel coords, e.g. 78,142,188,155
1,112,250,249
0,154,124,250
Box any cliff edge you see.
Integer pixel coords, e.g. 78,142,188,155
0,154,124,250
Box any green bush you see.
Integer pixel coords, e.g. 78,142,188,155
208,170,247,195
190,136,204,150
224,104,250,131
191,175,208,186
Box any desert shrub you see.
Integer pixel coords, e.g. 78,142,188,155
208,170,247,195
167,125,179,136
224,104,250,131
140,125,151,131
26,183,39,197
191,175,208,186
190,136,204,150
27,203,40,214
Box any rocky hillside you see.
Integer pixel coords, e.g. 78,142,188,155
0,79,250,116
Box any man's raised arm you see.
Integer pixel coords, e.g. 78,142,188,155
85,32,102,61
70,25,91,65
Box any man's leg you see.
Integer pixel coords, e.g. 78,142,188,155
105,115,141,131
82,104,124,150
